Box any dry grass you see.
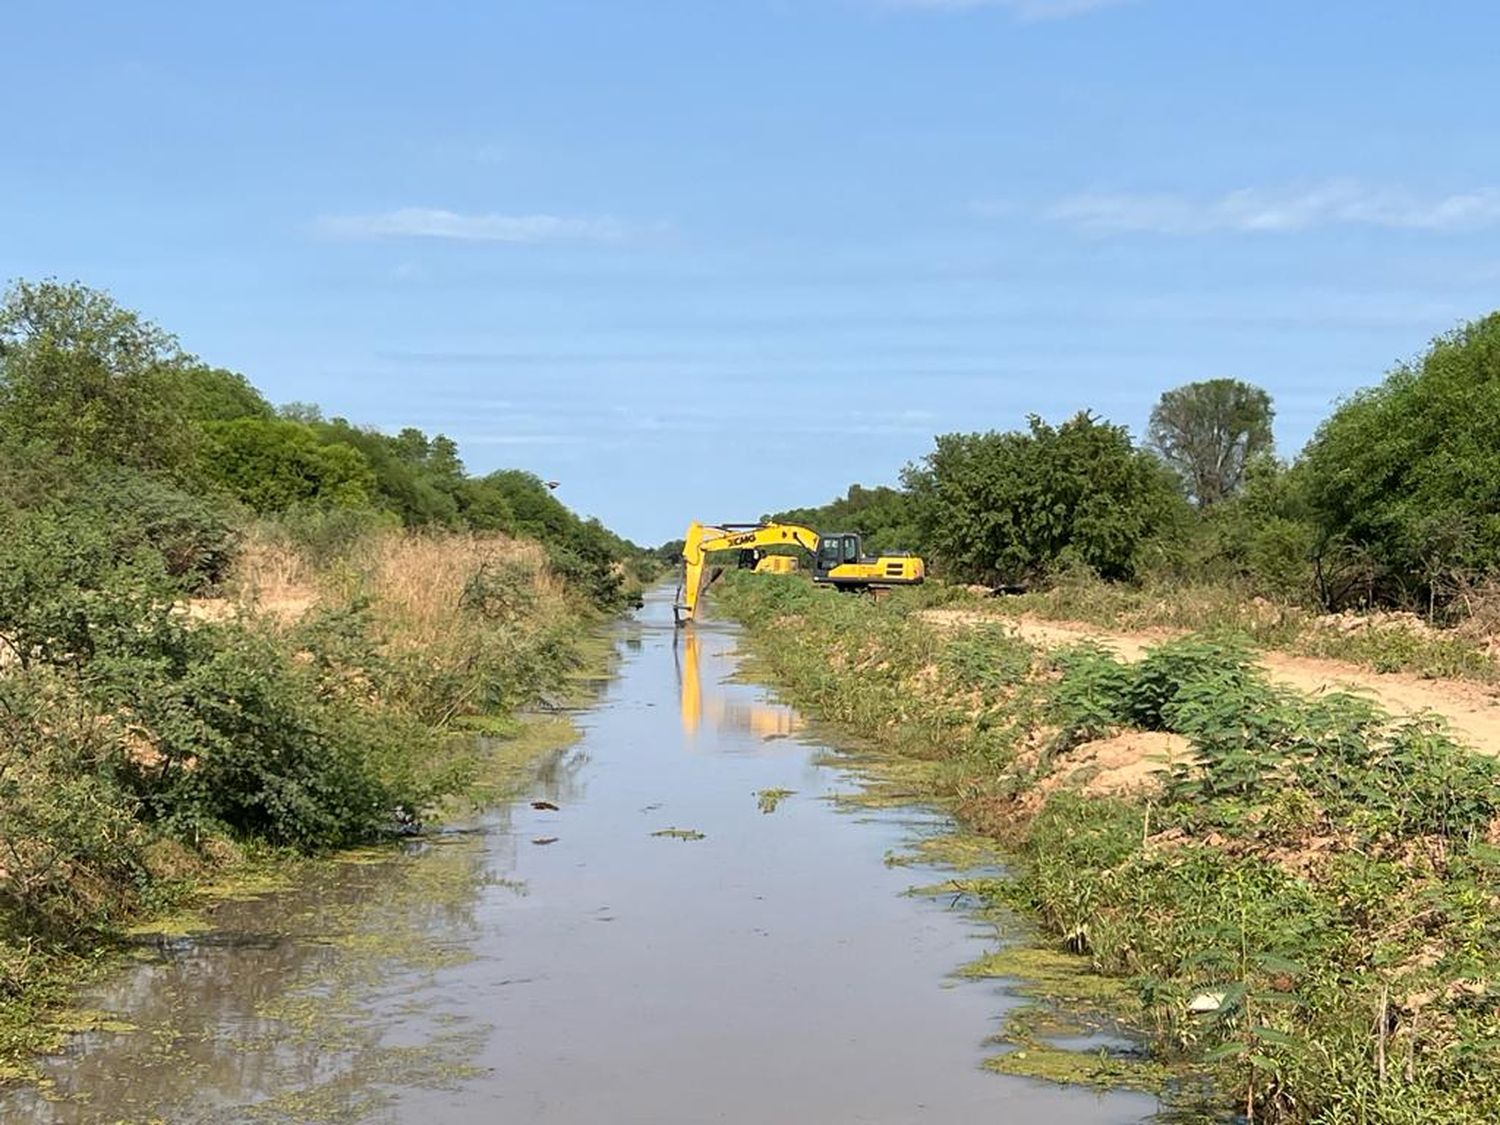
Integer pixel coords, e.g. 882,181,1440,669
224,526,562,634
188,526,578,728
227,526,323,622
361,532,560,648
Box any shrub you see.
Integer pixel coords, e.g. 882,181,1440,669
86,469,238,588
1125,637,1260,732
0,503,184,671
0,669,147,935
106,618,431,848
1049,644,1134,743
269,503,397,569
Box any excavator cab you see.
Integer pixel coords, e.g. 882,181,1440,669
811,532,924,590
813,533,862,576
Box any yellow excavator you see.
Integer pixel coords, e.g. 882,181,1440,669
674,520,924,624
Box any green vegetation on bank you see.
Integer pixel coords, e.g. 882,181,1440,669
1,278,652,610
768,312,1500,620
719,574,1500,1124
0,278,649,1077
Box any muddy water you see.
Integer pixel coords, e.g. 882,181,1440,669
3,588,1159,1124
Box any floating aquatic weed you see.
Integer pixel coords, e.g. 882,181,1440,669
651,828,706,841
755,788,795,814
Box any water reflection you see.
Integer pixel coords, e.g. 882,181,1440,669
674,627,801,742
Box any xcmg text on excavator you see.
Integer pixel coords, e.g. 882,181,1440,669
674,521,924,624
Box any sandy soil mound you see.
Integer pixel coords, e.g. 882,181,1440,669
1042,730,1191,799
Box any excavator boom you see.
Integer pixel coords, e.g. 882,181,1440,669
674,520,923,624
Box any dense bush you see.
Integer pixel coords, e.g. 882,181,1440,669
0,278,643,1021
113,617,446,848
270,503,398,567
0,667,147,936
0,503,438,850
84,469,238,587
1302,313,1500,609
903,412,1189,585
0,452,236,594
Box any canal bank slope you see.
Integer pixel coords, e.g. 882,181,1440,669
717,573,1500,1125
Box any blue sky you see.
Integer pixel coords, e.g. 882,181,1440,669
6,0,1499,544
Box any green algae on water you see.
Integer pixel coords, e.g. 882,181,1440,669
985,1039,1175,1091
963,949,1180,1091
959,944,1133,1009
884,830,1007,872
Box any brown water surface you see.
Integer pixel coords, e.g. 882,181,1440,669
2,587,1161,1124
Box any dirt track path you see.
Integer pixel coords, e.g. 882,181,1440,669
920,610,1500,757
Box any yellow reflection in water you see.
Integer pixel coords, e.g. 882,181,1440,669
680,629,702,734
676,630,801,742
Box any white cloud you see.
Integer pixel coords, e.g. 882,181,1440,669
316,207,629,244
1043,183,1500,234
877,0,1130,21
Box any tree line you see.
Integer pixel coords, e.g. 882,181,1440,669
770,312,1500,616
0,279,648,608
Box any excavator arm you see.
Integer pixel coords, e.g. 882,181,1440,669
674,520,925,625
676,521,820,623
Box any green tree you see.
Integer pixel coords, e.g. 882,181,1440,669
0,280,196,474
313,418,461,527
904,412,1186,585
1148,378,1275,507
200,418,376,513
1200,455,1319,601
454,477,515,532
768,483,921,555
177,365,273,422
483,470,577,540
391,427,465,485
1301,312,1500,608
278,401,325,424
477,471,634,606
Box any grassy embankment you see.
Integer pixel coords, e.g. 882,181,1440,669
0,527,616,1080
718,573,1500,1125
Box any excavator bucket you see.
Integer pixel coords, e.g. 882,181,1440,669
674,520,712,626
